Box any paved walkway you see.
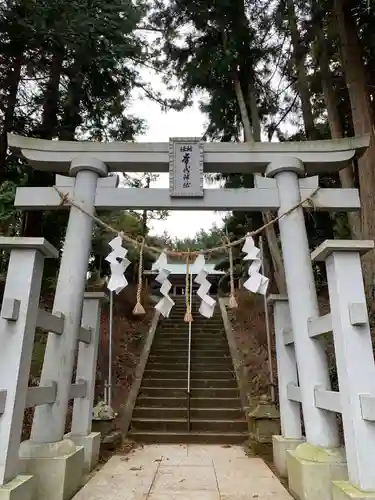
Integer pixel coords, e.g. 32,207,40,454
74,444,292,499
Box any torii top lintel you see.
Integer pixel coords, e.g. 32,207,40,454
8,133,370,175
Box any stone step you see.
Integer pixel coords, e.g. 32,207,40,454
158,324,224,330
141,378,238,389
148,355,232,363
155,337,228,343
161,324,224,329
155,340,227,345
148,354,232,362
162,313,222,319
165,312,222,316
130,418,248,433
127,303,247,446
143,370,235,380
164,317,223,321
135,396,243,409
163,314,222,318
132,407,244,420
128,430,247,445
152,342,229,350
157,333,227,339
154,339,228,345
155,336,228,343
138,387,240,398
159,330,225,336
151,347,229,355
154,340,228,346
146,362,234,371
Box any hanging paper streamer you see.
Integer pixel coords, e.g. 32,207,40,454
242,236,269,295
152,252,175,317
194,254,216,318
105,235,130,294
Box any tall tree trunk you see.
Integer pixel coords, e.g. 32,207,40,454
247,83,287,293
23,49,64,237
334,0,375,299
315,23,361,238
0,52,23,177
234,75,254,143
33,50,64,139
287,0,317,140
248,84,261,142
59,57,84,141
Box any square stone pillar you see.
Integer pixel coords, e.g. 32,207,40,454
0,237,58,499
65,292,108,474
268,294,304,478
313,240,375,498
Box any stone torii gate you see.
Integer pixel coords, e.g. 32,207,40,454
0,132,374,500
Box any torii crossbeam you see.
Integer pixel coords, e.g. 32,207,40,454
9,133,368,212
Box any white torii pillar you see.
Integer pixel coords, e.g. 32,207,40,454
266,158,340,448
265,159,347,500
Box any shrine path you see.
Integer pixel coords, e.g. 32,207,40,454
73,444,292,500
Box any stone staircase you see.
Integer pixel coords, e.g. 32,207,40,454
128,297,248,444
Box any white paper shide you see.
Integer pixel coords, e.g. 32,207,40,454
242,236,269,296
105,235,130,294
152,252,175,317
194,254,216,318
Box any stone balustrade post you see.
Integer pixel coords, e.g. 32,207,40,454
268,295,304,478
65,292,108,473
0,237,58,500
312,240,375,499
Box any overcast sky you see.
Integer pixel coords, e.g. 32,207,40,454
127,64,225,240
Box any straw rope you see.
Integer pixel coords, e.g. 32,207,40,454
53,185,320,258
226,236,238,309
133,237,146,315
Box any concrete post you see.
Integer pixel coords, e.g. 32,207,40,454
271,295,302,439
65,292,108,473
268,294,304,478
266,158,339,448
31,157,107,444
0,238,58,494
314,240,375,493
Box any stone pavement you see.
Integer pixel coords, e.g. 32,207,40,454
73,444,292,499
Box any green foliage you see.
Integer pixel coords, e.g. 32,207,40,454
1,0,374,295
151,0,277,141
0,180,19,234
170,226,225,254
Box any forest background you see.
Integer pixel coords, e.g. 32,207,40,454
0,0,374,300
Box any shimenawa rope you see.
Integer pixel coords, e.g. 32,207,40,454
53,185,320,258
